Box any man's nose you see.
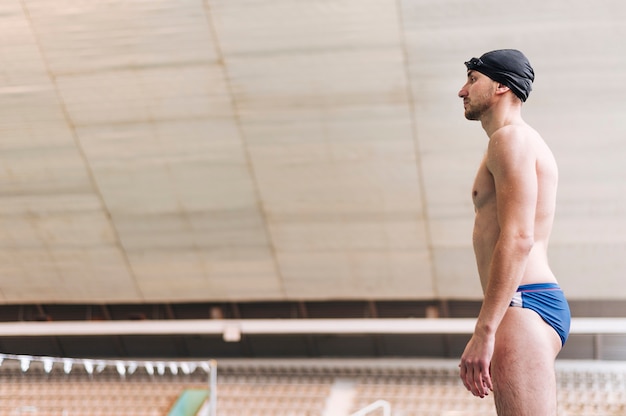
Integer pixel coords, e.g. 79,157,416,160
458,88,467,98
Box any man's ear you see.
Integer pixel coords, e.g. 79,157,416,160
495,83,510,95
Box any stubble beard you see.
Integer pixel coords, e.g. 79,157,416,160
464,98,491,121
464,107,480,121
464,88,495,121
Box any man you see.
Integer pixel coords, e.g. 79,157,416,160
457,49,571,415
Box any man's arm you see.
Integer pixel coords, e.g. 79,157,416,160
460,126,538,397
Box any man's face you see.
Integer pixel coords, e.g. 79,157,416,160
458,70,496,120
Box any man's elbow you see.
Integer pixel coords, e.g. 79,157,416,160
513,231,535,254
501,230,534,254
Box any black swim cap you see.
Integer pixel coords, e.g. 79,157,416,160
465,49,535,102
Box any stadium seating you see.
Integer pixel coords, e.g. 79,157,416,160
0,358,626,415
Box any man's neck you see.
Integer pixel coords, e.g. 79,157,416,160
480,102,524,137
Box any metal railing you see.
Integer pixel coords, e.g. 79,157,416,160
350,400,391,416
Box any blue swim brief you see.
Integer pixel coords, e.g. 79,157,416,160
509,283,571,346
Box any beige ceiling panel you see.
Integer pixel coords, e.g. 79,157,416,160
255,156,422,215
0,29,70,154
0,210,114,250
76,120,257,214
24,0,217,75
227,42,430,299
47,247,140,302
269,218,425,253
56,64,230,127
0,1,21,17
0,255,55,301
419,152,478,222
114,209,268,253
0,193,97,216
125,250,213,301
88,160,177,215
77,120,245,166
428,219,473,249
242,113,421,220
193,248,282,300
551,244,626,300
414,111,485,154
0,250,65,301
0,144,92,195
243,116,431,290
279,250,433,299
553,163,626,240
256,152,426,250
74,113,279,301
553,217,626,246
167,158,258,211
0,192,138,302
0,246,137,303
241,109,415,161
0,1,49,86
0,0,625,305
199,276,284,301
432,247,482,299
129,248,281,302
212,0,400,54
92,157,257,215
114,213,205,251
227,47,408,118
2,120,79,151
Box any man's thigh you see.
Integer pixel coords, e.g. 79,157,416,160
491,307,562,416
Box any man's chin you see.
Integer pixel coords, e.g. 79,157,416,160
464,112,478,121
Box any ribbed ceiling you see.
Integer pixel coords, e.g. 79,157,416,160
0,0,625,303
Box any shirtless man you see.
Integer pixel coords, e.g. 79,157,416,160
457,49,571,415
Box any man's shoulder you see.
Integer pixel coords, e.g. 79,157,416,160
490,122,536,141
486,123,541,173
488,122,543,152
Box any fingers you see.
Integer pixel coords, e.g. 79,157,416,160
483,365,493,392
469,364,486,397
459,361,492,398
459,363,470,392
476,362,491,396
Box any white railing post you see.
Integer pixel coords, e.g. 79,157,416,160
209,360,217,416
350,399,391,416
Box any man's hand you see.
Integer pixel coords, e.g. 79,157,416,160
459,331,495,398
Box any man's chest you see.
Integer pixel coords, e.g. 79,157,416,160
472,159,496,210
